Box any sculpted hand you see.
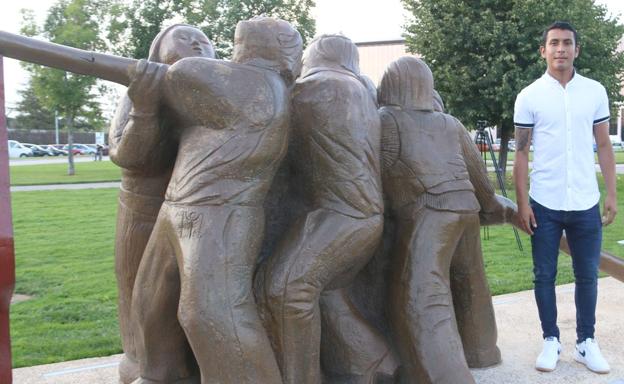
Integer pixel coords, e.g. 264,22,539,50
602,194,617,226
518,203,536,235
128,59,167,114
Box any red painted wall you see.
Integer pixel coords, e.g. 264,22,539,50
0,56,15,384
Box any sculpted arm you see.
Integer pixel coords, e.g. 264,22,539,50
458,121,518,226
109,60,169,171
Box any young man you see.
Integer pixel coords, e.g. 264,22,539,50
513,21,617,374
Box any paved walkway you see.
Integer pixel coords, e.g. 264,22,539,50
9,157,111,166
10,182,120,192
11,278,624,384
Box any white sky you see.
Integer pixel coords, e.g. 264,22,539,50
2,0,624,115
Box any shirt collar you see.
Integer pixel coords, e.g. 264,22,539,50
541,68,578,87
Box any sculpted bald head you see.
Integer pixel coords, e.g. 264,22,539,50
378,56,434,111
232,16,303,84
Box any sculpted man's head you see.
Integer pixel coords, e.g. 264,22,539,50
150,24,217,64
232,16,303,84
302,34,360,75
378,56,434,111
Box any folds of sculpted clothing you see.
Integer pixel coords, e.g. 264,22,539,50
380,106,501,383
255,65,392,384
129,55,294,383
108,94,182,383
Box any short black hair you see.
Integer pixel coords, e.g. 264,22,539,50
541,21,579,46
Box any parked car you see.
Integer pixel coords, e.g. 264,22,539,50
62,144,88,155
40,144,68,156
22,143,50,157
7,140,33,158
508,140,516,152
74,144,97,155
612,142,623,152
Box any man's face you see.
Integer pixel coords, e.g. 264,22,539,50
540,28,579,73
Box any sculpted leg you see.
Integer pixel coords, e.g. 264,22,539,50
320,288,399,384
450,214,500,368
257,209,383,384
174,206,282,384
388,210,475,384
132,208,198,383
115,193,162,383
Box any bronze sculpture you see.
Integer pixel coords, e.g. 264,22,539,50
108,24,217,384
254,35,394,384
125,17,302,384
0,22,530,384
378,56,519,383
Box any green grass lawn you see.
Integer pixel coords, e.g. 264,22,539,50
10,161,121,186
10,189,120,367
8,173,624,367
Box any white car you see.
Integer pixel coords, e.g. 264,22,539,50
8,140,33,158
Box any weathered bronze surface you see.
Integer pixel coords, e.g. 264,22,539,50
108,24,216,384
378,56,519,383
0,22,538,384
254,34,396,384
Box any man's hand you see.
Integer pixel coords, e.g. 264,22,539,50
128,59,167,114
602,193,618,226
517,203,537,235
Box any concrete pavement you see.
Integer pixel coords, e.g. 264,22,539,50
11,277,624,383
10,182,120,192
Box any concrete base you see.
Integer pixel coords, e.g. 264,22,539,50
13,277,624,384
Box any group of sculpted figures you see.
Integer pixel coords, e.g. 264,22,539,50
0,16,520,384
108,17,520,384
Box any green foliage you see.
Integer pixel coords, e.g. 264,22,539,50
12,83,56,130
18,0,118,132
110,0,316,59
402,0,624,136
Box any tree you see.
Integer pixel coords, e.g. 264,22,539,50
402,0,624,175
20,0,115,174
110,0,316,59
12,82,56,130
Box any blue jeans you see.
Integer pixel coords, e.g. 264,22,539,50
530,199,602,343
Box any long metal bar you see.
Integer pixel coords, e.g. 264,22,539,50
0,55,15,384
560,235,624,283
0,30,137,86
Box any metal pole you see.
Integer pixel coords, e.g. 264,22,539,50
0,55,16,384
55,110,59,144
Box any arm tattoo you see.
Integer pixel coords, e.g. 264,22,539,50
516,128,531,152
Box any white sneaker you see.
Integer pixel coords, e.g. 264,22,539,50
535,336,561,372
574,338,610,374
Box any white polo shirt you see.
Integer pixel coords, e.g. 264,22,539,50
514,71,609,211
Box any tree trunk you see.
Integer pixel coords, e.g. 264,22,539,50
67,114,75,176
498,120,512,179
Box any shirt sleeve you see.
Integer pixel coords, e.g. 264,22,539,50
593,85,610,125
513,91,534,129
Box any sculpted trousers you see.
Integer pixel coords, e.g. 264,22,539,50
115,189,167,384
388,209,498,384
255,208,383,384
132,203,282,384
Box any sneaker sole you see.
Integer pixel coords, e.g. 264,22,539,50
535,366,556,372
574,353,610,374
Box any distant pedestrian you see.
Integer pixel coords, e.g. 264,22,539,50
513,21,617,374
94,144,103,161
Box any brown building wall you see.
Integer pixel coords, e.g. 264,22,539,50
356,40,418,85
